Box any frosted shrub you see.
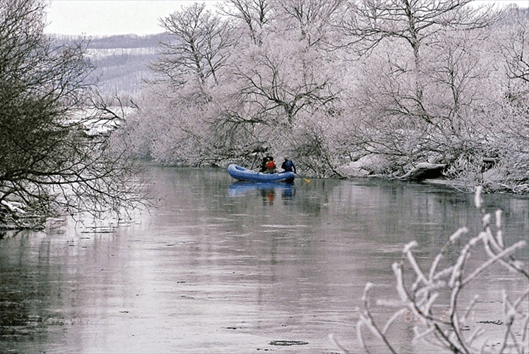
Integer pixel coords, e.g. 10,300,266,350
332,186,529,354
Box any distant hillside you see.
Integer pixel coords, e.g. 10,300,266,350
53,34,167,97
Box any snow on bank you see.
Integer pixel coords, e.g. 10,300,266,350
1,200,26,214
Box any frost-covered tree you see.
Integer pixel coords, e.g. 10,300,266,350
273,0,345,47
338,0,500,176
213,0,343,165
140,3,237,165
139,0,343,169
341,0,494,107
218,0,271,45
151,3,233,91
474,7,529,193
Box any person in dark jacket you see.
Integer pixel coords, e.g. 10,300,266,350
260,156,274,172
281,156,296,173
260,156,269,172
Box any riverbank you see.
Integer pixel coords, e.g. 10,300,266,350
336,156,529,196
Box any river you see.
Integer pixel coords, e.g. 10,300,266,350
0,165,528,353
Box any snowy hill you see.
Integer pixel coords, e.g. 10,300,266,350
54,34,167,97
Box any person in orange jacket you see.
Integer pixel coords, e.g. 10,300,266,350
264,156,277,174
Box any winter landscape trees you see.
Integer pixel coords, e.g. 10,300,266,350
1,0,526,351
0,0,145,229
118,0,529,191
339,0,497,167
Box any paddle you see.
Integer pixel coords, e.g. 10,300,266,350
294,173,311,183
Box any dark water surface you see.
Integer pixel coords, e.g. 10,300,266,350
1,166,528,353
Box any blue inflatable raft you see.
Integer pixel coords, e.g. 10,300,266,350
227,164,295,183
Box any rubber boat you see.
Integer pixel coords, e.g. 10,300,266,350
227,164,295,183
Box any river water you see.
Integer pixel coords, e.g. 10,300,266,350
0,166,528,354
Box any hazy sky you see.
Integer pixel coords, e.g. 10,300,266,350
45,0,529,37
45,0,222,36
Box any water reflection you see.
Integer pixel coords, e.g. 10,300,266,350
0,166,528,353
228,181,296,205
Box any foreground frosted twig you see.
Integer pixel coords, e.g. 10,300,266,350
334,186,529,354
357,282,399,354
328,333,351,354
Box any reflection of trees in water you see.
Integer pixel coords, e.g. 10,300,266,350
0,233,56,342
0,230,23,240
322,179,529,250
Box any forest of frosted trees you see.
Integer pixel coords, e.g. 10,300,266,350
117,0,529,193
